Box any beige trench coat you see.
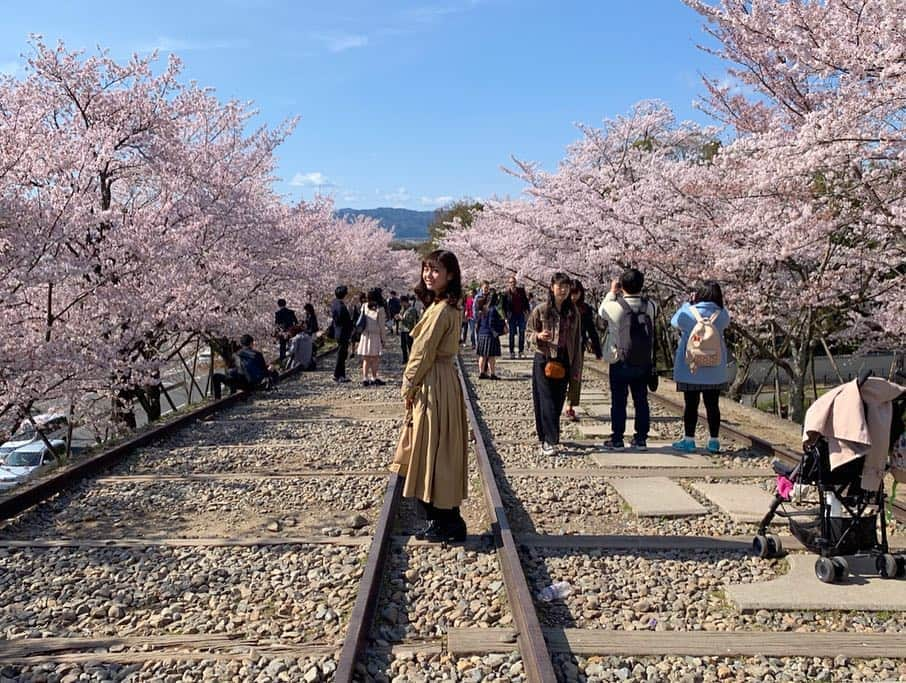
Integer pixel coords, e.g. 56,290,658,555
393,301,469,509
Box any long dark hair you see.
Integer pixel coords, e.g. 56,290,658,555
694,280,725,309
367,287,384,310
548,271,575,314
570,279,586,305
414,249,463,307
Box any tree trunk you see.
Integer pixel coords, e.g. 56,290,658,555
143,383,162,423
112,391,137,430
727,339,754,402
785,344,811,424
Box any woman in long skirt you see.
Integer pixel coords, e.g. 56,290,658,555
393,250,469,542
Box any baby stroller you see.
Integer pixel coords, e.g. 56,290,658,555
753,371,906,583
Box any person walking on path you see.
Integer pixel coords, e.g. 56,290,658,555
670,280,731,454
398,295,420,365
356,288,388,386
565,279,603,421
274,299,299,361
528,272,584,457
598,269,657,450
502,275,530,359
475,293,505,379
392,249,469,543
329,286,353,383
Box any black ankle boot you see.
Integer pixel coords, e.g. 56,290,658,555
423,510,467,543
414,519,436,541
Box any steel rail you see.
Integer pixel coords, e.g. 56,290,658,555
333,474,403,682
456,357,558,683
0,345,337,522
583,363,906,524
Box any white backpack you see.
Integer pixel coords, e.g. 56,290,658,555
685,306,722,373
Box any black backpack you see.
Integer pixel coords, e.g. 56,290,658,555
618,297,654,367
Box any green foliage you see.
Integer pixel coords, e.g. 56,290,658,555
701,140,721,162
423,199,485,255
632,136,654,152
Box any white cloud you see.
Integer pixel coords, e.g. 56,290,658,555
420,195,453,207
406,1,485,24
383,187,410,203
137,37,246,54
290,172,334,188
314,32,369,53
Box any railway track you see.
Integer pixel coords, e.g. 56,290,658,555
2,341,906,681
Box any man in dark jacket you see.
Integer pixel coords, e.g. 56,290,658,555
274,298,299,361
502,276,530,359
330,285,354,382
212,335,277,399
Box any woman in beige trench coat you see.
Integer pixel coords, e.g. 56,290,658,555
393,249,469,543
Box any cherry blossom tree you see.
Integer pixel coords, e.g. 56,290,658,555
0,39,411,438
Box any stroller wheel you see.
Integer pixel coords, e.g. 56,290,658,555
815,557,836,584
766,534,783,557
877,553,898,579
831,556,849,580
752,535,770,559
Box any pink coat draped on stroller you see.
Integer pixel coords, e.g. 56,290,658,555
753,372,906,584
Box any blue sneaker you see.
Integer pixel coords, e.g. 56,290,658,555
707,438,720,454
672,439,696,453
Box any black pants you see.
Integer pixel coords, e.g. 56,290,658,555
400,331,413,364
278,336,288,361
212,370,248,399
334,341,349,379
508,313,526,354
532,352,570,445
609,361,650,441
683,389,721,438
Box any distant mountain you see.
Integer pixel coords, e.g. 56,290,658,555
336,207,435,240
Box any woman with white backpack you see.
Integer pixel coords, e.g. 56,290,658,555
670,281,730,454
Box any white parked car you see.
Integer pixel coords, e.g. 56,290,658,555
0,414,69,492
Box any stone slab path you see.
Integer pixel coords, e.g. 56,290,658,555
728,554,906,611
591,446,712,468
609,477,707,517
691,482,779,524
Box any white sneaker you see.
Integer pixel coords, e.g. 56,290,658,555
541,442,557,457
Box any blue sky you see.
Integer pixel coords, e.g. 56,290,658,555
0,0,727,210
